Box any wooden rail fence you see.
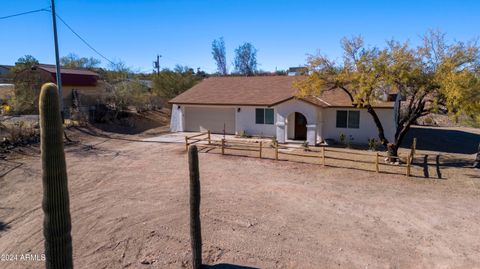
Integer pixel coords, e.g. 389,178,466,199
185,131,415,177
185,131,211,151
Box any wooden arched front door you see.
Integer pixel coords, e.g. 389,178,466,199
294,112,307,140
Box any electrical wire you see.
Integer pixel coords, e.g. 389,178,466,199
1,7,210,73
0,7,49,20
54,13,115,66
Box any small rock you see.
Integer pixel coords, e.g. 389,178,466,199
140,259,151,265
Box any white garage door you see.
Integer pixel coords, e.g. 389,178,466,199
185,106,236,134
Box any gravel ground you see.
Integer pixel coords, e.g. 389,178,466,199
0,129,479,269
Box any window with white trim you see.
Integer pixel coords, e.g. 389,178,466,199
255,108,274,125
336,110,360,129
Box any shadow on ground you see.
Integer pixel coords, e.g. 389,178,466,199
0,221,11,232
204,264,258,269
402,126,480,154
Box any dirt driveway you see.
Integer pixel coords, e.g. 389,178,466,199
0,131,479,268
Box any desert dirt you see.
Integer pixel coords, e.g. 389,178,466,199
0,125,479,269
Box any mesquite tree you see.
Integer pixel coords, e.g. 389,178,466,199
296,31,480,157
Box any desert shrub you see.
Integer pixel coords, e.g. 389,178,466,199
347,135,354,148
12,70,50,114
110,80,151,112
240,130,252,138
423,116,433,125
1,120,39,145
368,138,378,151
339,133,346,146
301,141,310,151
270,136,278,148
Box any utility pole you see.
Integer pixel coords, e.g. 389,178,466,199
50,0,64,121
153,54,161,75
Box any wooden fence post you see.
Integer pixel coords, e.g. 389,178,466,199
406,154,411,177
275,144,279,160
259,141,262,158
410,137,417,164
185,136,189,151
322,147,326,166
221,139,225,155
207,130,211,145
375,152,379,173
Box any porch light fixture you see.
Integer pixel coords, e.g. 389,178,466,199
177,105,181,110
237,108,241,112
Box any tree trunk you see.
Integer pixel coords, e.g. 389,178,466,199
386,143,399,163
474,143,480,169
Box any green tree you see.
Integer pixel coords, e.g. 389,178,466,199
212,37,227,75
11,55,39,73
151,65,204,99
295,31,480,157
104,60,131,83
10,55,46,113
60,53,101,69
233,42,257,76
110,80,151,111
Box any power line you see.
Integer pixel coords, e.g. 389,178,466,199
54,13,115,66
1,7,213,73
0,7,49,20
1,7,115,66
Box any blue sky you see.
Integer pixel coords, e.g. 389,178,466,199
1,0,479,73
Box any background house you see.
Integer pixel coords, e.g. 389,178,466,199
0,65,13,83
14,64,110,115
169,76,395,145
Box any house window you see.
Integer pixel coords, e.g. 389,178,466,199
348,111,360,128
336,110,360,129
336,111,348,128
255,108,274,125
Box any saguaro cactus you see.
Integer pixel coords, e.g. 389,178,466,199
40,83,73,269
188,145,202,269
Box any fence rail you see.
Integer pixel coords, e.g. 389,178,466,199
185,131,415,177
185,131,211,150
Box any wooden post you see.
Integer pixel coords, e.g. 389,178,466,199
322,147,326,166
375,152,379,173
259,141,262,159
275,144,279,160
207,130,211,145
185,136,188,151
410,137,417,164
406,154,411,177
221,139,225,155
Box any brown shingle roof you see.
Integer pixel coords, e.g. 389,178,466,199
169,76,393,108
37,64,100,76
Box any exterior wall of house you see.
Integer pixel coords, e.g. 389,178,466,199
286,113,295,139
184,105,236,134
322,107,395,144
170,104,185,132
170,99,395,146
171,104,236,134
235,106,276,137
275,99,318,145
62,81,110,109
